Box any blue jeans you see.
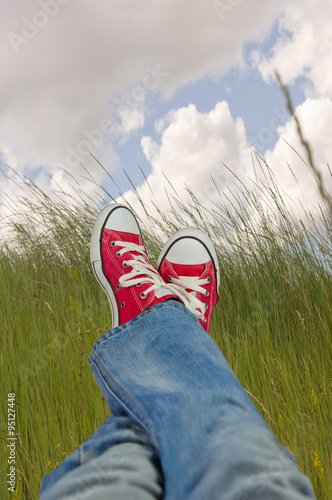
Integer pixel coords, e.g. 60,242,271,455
40,301,315,499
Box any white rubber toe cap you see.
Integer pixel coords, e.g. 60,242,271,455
90,204,141,263
165,238,210,265
105,205,140,234
156,227,220,290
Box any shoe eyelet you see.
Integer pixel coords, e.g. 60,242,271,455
110,241,117,247
115,251,121,257
204,290,210,297
140,291,147,299
206,277,212,283
116,284,121,291
205,303,209,310
121,302,125,308
202,317,207,324
167,276,172,282
136,283,143,287
122,262,128,268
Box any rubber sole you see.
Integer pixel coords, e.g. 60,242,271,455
90,203,135,328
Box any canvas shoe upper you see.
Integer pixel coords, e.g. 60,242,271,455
156,228,220,333
90,204,180,328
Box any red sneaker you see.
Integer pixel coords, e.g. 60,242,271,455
156,228,220,333
90,204,180,328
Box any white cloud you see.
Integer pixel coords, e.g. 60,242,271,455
118,109,145,137
0,0,286,182
120,97,332,239
2,0,332,243
265,97,332,214
121,101,251,223
252,0,332,98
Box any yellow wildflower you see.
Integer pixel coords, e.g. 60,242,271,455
69,295,78,312
68,268,78,280
314,451,324,477
311,389,318,406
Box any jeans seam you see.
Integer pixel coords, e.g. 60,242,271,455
88,355,157,446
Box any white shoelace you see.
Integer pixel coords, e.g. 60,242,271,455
114,241,174,297
114,240,209,320
167,276,210,321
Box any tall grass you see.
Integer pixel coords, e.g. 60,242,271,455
0,154,331,499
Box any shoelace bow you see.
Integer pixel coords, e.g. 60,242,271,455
114,241,209,320
167,275,210,321
115,241,175,298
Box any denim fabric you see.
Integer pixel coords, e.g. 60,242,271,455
40,301,315,500
39,412,164,500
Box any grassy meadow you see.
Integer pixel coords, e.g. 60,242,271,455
0,154,331,499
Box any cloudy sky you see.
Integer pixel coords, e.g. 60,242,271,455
1,0,332,228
